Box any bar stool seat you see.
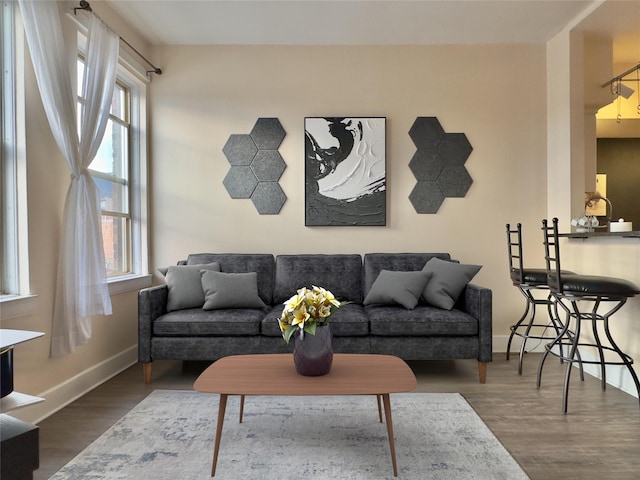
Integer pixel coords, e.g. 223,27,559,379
553,274,639,296
537,218,640,413
511,268,547,285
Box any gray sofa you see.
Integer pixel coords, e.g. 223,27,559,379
138,253,492,384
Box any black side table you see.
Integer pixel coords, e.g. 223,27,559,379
0,414,39,479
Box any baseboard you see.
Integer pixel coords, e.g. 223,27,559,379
11,345,137,424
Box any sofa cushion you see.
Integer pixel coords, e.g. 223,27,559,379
363,270,433,309
261,303,369,337
163,263,221,312
366,304,478,336
421,257,482,310
273,254,363,304
201,271,266,310
153,308,264,336
185,254,275,305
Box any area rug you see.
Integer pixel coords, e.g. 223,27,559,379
49,390,529,480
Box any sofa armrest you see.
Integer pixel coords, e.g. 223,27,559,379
138,285,168,363
459,283,493,363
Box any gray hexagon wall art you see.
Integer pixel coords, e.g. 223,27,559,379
408,117,473,214
222,118,287,214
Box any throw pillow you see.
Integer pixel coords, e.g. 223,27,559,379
421,257,482,310
200,270,266,310
363,270,433,310
163,262,221,312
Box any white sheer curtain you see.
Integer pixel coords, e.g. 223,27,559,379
19,1,118,356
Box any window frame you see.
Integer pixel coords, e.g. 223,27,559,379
76,31,150,292
78,57,134,278
1,1,35,318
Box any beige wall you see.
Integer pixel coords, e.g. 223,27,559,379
150,43,549,344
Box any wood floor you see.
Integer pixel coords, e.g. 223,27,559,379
34,353,640,480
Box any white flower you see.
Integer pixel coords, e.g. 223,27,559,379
291,306,310,327
277,285,345,344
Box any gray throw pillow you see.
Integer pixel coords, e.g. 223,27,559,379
363,270,433,310
421,257,482,310
201,270,266,310
163,262,221,311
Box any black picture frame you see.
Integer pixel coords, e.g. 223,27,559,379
304,117,386,226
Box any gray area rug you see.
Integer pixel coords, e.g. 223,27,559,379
50,390,529,479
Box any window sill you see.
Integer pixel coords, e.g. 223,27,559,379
0,276,151,320
0,294,38,320
107,274,152,295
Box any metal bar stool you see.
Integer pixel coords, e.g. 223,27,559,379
505,223,566,374
537,217,640,413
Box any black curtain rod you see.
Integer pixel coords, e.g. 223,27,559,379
74,0,162,76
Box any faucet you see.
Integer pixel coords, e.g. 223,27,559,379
585,193,612,224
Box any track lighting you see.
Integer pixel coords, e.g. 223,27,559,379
614,80,635,99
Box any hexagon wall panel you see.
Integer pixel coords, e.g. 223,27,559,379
409,183,445,214
438,133,473,165
223,166,258,199
251,150,286,182
250,118,286,150
223,134,258,166
408,117,474,213
222,118,287,214
251,182,287,214
409,150,444,182
437,165,473,197
409,117,444,150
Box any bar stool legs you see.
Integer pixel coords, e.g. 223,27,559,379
506,287,564,374
537,295,640,412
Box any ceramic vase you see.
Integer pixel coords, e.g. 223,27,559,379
293,325,333,376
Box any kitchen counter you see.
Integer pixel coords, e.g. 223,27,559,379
561,230,640,239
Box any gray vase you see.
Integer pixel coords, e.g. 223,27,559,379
293,325,333,376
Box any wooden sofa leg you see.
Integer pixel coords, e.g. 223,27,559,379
478,361,487,384
143,363,152,384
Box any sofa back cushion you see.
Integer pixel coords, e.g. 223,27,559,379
363,253,452,296
185,254,275,305
273,254,363,304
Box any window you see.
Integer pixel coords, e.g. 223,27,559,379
77,35,149,289
1,0,30,302
77,58,132,277
0,1,13,294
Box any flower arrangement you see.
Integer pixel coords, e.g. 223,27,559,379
278,286,345,344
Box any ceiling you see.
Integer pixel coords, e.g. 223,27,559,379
104,0,639,66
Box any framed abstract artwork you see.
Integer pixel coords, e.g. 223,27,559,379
304,117,386,226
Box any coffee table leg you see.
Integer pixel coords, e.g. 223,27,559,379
239,395,245,423
382,393,398,477
211,393,228,477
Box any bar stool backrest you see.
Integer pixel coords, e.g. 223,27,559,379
542,218,563,294
506,223,525,285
